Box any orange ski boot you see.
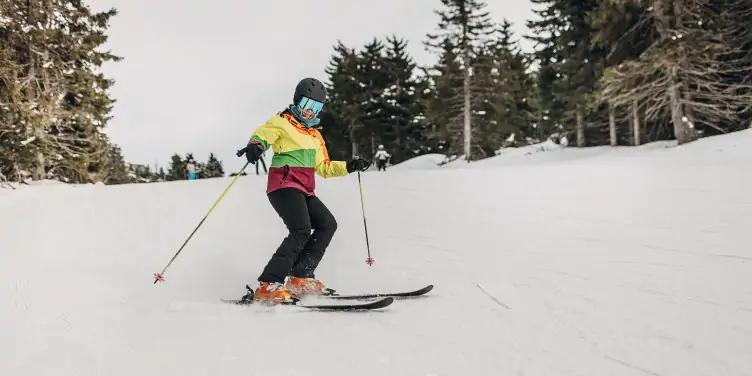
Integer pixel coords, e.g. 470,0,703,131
252,282,295,304
285,277,336,298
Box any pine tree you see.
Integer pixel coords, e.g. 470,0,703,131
0,1,58,180
323,41,363,158
590,1,654,145
194,161,205,179
598,0,752,144
0,0,121,182
525,0,568,140
57,1,122,182
129,163,153,183
382,36,430,162
470,33,502,156
557,0,605,147
166,153,186,181
473,20,535,152
527,0,604,147
423,38,464,157
203,153,224,178
105,143,129,184
425,0,495,161
729,0,752,131
355,38,391,157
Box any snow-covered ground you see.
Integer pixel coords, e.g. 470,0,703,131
2,131,751,376
388,153,446,170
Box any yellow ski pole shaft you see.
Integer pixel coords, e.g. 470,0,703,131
153,162,249,284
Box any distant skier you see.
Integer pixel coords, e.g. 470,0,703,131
186,160,196,180
255,154,268,175
236,77,371,304
374,145,390,171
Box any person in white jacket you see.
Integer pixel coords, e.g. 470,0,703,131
186,160,196,180
374,145,390,171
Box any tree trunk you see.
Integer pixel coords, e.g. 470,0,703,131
653,0,696,145
682,80,694,129
26,37,45,181
609,106,617,146
349,122,359,158
394,79,402,163
463,45,472,162
34,151,45,180
0,171,8,188
668,66,695,144
632,99,640,146
670,0,695,144
576,105,585,147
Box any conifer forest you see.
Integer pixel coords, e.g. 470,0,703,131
1,0,750,185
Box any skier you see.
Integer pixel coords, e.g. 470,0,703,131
186,160,196,180
374,145,390,171
236,77,371,304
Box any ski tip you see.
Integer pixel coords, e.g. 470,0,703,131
371,296,394,309
309,296,394,311
367,296,393,309
397,284,433,297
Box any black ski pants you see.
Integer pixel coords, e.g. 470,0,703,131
258,188,337,283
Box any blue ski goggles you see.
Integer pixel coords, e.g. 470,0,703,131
297,96,324,118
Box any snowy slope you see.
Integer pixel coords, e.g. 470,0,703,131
438,129,752,169
2,132,752,376
388,153,446,170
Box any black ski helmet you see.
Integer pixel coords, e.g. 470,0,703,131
293,78,327,106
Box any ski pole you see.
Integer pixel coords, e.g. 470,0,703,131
357,171,374,266
153,162,249,284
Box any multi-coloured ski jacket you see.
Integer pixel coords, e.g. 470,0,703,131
248,110,349,195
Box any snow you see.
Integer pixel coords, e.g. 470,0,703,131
20,136,36,146
388,153,446,170
2,131,752,376
433,130,752,170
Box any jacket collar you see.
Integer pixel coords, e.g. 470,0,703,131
279,110,323,132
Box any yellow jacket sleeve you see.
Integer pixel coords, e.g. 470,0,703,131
312,128,349,178
248,116,285,151
315,160,349,178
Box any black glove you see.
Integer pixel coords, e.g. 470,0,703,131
236,142,263,164
346,157,371,173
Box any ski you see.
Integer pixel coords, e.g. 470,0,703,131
320,284,434,301
220,296,394,311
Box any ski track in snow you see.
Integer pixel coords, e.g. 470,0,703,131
1,131,752,375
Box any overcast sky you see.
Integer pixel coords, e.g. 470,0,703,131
87,0,536,172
